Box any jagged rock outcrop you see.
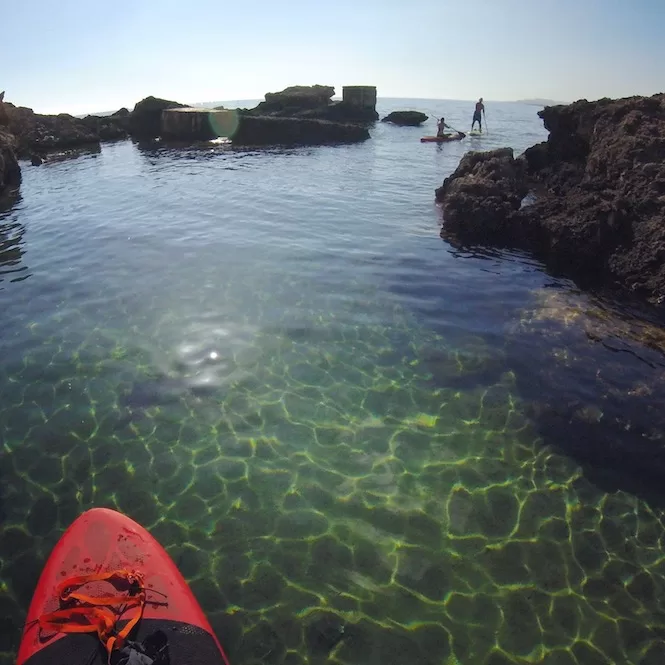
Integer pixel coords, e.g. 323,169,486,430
436,93,665,302
244,85,378,124
80,113,129,142
250,85,335,116
436,148,528,238
5,104,102,157
128,96,187,139
0,99,9,127
1,97,131,159
381,111,428,126
5,96,185,154
230,115,369,147
0,128,21,195
0,98,21,194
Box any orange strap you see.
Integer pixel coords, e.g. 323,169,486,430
34,569,147,664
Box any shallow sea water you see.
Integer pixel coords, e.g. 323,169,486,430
1,99,665,665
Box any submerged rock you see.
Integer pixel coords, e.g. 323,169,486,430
507,289,665,503
230,115,370,147
436,93,665,302
29,144,101,167
305,613,346,654
381,110,428,126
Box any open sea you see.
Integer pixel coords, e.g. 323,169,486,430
1,98,665,665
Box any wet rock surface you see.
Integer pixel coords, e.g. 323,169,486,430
436,93,665,303
381,111,428,126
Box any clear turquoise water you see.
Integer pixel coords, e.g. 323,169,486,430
1,99,665,665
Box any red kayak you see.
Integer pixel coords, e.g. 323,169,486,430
16,507,231,665
420,133,465,143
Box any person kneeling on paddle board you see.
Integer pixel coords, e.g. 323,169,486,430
472,98,485,132
437,117,450,137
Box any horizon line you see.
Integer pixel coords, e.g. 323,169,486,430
68,96,570,118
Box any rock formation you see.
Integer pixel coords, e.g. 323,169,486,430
381,111,428,126
436,93,665,303
436,148,528,237
249,85,336,116
5,105,102,158
80,112,129,142
161,108,238,141
1,96,182,157
243,85,379,124
230,116,369,147
0,98,21,196
0,86,377,157
0,128,21,195
128,96,187,139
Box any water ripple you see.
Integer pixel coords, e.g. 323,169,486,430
2,99,665,665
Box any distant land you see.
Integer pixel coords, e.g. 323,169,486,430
515,98,567,107
75,96,569,119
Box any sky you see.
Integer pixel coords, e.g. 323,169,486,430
3,0,665,115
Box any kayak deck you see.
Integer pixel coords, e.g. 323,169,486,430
17,508,231,665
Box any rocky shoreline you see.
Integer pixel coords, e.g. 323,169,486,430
5,89,665,308
0,85,379,194
436,93,665,304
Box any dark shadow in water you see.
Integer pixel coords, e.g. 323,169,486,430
440,224,665,306
26,143,101,167
400,231,665,506
0,195,30,288
133,137,324,165
505,288,665,507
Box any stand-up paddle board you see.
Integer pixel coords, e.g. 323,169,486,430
420,133,465,143
16,507,231,665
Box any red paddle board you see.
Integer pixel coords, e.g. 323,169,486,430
420,134,465,143
16,507,231,665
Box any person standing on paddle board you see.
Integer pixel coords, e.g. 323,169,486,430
472,98,485,132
